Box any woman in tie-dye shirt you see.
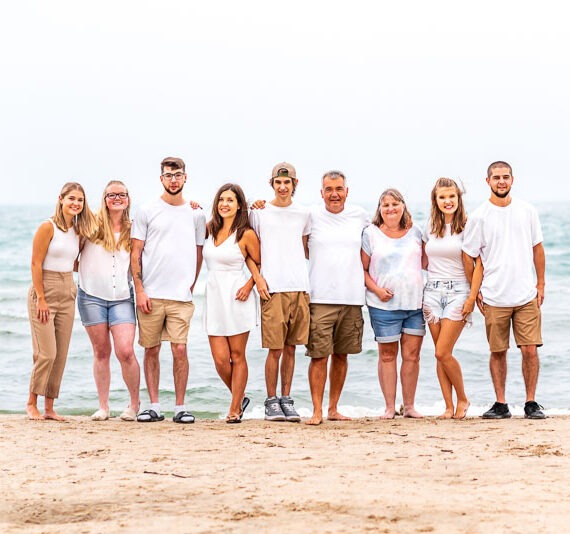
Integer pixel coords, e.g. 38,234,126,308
361,188,425,419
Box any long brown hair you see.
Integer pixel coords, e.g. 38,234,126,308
429,178,466,237
371,188,412,230
53,182,96,238
207,183,251,242
91,180,132,252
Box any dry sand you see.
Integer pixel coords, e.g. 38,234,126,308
1,414,569,533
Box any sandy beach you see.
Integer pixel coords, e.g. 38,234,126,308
1,414,569,533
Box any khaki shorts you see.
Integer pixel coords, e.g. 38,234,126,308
261,292,310,349
483,298,542,352
306,304,364,358
137,299,195,348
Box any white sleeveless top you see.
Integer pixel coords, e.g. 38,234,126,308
42,219,79,272
79,233,132,301
202,234,257,336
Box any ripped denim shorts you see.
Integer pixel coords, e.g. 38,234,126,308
422,280,472,326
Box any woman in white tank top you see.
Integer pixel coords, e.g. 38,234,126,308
27,182,95,421
422,178,483,419
77,181,140,422
203,183,268,423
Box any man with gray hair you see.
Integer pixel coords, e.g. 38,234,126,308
304,170,369,425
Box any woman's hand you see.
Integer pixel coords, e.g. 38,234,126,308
376,287,394,302
461,297,475,320
235,283,253,301
36,296,50,324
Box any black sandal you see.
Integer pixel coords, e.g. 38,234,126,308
137,409,164,423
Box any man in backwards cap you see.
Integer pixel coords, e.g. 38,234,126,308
249,162,311,422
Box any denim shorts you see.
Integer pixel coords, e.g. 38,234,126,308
422,280,472,325
77,287,136,327
368,307,425,343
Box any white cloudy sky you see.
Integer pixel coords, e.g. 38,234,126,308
1,0,568,210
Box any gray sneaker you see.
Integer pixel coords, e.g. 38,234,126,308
280,395,301,422
264,396,286,421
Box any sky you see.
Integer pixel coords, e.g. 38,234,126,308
1,0,569,211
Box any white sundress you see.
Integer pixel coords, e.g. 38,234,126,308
203,233,257,336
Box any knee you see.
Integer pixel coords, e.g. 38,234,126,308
434,350,451,363
115,347,136,364
93,348,111,362
267,349,282,361
520,345,538,359
403,352,420,364
490,351,507,361
379,351,397,364
333,354,348,363
171,345,188,361
230,350,246,364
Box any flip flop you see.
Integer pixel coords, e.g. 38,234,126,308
137,409,164,423
173,411,195,424
240,396,251,420
226,415,242,424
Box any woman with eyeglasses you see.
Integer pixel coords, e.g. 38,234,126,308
27,182,96,421
77,180,140,421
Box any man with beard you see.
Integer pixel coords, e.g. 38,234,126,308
131,157,206,423
462,161,546,419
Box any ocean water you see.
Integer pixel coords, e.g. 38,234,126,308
1,202,568,419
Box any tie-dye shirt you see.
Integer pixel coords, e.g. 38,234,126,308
361,224,424,310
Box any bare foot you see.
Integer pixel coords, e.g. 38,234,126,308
26,404,44,420
380,409,396,420
403,408,424,418
453,400,470,420
44,411,66,421
305,413,323,425
327,411,351,421
437,408,454,420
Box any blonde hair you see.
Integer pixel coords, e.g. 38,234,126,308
91,180,132,252
52,182,96,238
372,188,412,230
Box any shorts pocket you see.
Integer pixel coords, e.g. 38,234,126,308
354,317,364,346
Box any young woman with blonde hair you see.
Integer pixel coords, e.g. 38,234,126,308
78,180,140,421
27,182,95,420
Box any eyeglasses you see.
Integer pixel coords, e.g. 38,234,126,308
106,193,128,200
162,172,185,181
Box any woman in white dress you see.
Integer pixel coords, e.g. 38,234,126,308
203,183,268,423
422,178,482,419
78,180,140,422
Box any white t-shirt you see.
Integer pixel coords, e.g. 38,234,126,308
249,202,310,293
308,204,369,305
462,197,543,307
79,235,132,301
42,219,79,272
131,199,206,302
423,223,468,282
361,224,424,310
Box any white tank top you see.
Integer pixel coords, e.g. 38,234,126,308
42,219,80,272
